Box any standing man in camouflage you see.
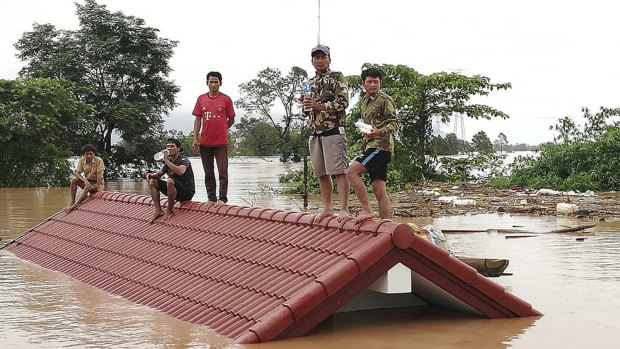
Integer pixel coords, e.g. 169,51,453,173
346,68,399,221
302,44,350,222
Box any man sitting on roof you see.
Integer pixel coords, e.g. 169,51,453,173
64,144,105,214
146,138,196,222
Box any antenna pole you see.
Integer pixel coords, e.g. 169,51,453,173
317,0,321,44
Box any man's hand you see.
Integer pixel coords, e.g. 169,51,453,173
146,173,157,180
192,139,200,152
302,95,319,110
364,125,380,139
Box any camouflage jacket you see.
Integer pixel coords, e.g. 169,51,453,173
306,69,349,134
360,91,399,152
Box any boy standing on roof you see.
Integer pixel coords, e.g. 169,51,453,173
346,68,399,222
64,144,105,214
147,138,195,222
192,71,235,205
302,44,350,222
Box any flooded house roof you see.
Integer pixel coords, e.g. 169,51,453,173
3,192,541,343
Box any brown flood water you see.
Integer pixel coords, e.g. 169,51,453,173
1,157,619,348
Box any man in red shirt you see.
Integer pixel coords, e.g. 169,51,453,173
192,71,235,204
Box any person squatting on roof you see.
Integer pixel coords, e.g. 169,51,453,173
64,144,105,214
146,138,196,222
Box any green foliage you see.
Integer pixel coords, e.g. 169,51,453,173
552,107,620,144
434,133,470,155
493,108,620,191
347,64,511,181
15,0,179,171
236,66,308,162
472,131,494,153
279,164,319,195
107,129,196,179
0,78,94,187
493,132,508,153
439,152,506,182
230,117,282,156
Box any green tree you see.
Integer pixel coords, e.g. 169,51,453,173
348,64,511,180
0,79,93,187
230,117,281,156
552,117,580,144
434,133,461,155
236,66,308,161
472,131,494,153
493,132,508,153
14,0,179,159
582,107,620,141
493,107,620,191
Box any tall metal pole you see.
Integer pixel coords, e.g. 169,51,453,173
317,0,321,44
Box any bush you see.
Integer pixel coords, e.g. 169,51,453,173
497,127,620,191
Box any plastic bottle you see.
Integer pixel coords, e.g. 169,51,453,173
153,151,165,161
302,82,312,112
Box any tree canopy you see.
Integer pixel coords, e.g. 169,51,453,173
0,79,93,187
472,130,494,153
236,66,309,161
14,0,179,159
494,107,620,191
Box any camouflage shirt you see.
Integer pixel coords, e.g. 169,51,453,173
360,91,399,152
306,69,349,134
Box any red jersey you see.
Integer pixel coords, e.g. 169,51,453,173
192,93,235,147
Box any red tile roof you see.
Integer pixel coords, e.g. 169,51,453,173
4,192,541,343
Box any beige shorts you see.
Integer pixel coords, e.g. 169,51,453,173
309,133,347,177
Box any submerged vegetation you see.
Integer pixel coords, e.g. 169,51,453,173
491,107,620,191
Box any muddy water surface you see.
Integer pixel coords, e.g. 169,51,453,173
1,157,619,348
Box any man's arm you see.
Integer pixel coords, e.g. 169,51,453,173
95,172,104,191
379,98,399,137
74,160,91,189
192,117,201,152
146,169,165,180
163,154,187,177
94,158,105,191
227,117,235,128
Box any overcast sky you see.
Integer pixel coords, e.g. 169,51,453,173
2,0,619,145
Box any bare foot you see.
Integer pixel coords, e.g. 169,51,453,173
314,210,334,222
355,212,375,223
206,200,217,205
337,210,350,222
215,200,226,206
162,211,174,222
149,209,164,223
63,204,75,214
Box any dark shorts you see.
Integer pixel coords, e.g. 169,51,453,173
157,178,195,202
354,148,392,182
